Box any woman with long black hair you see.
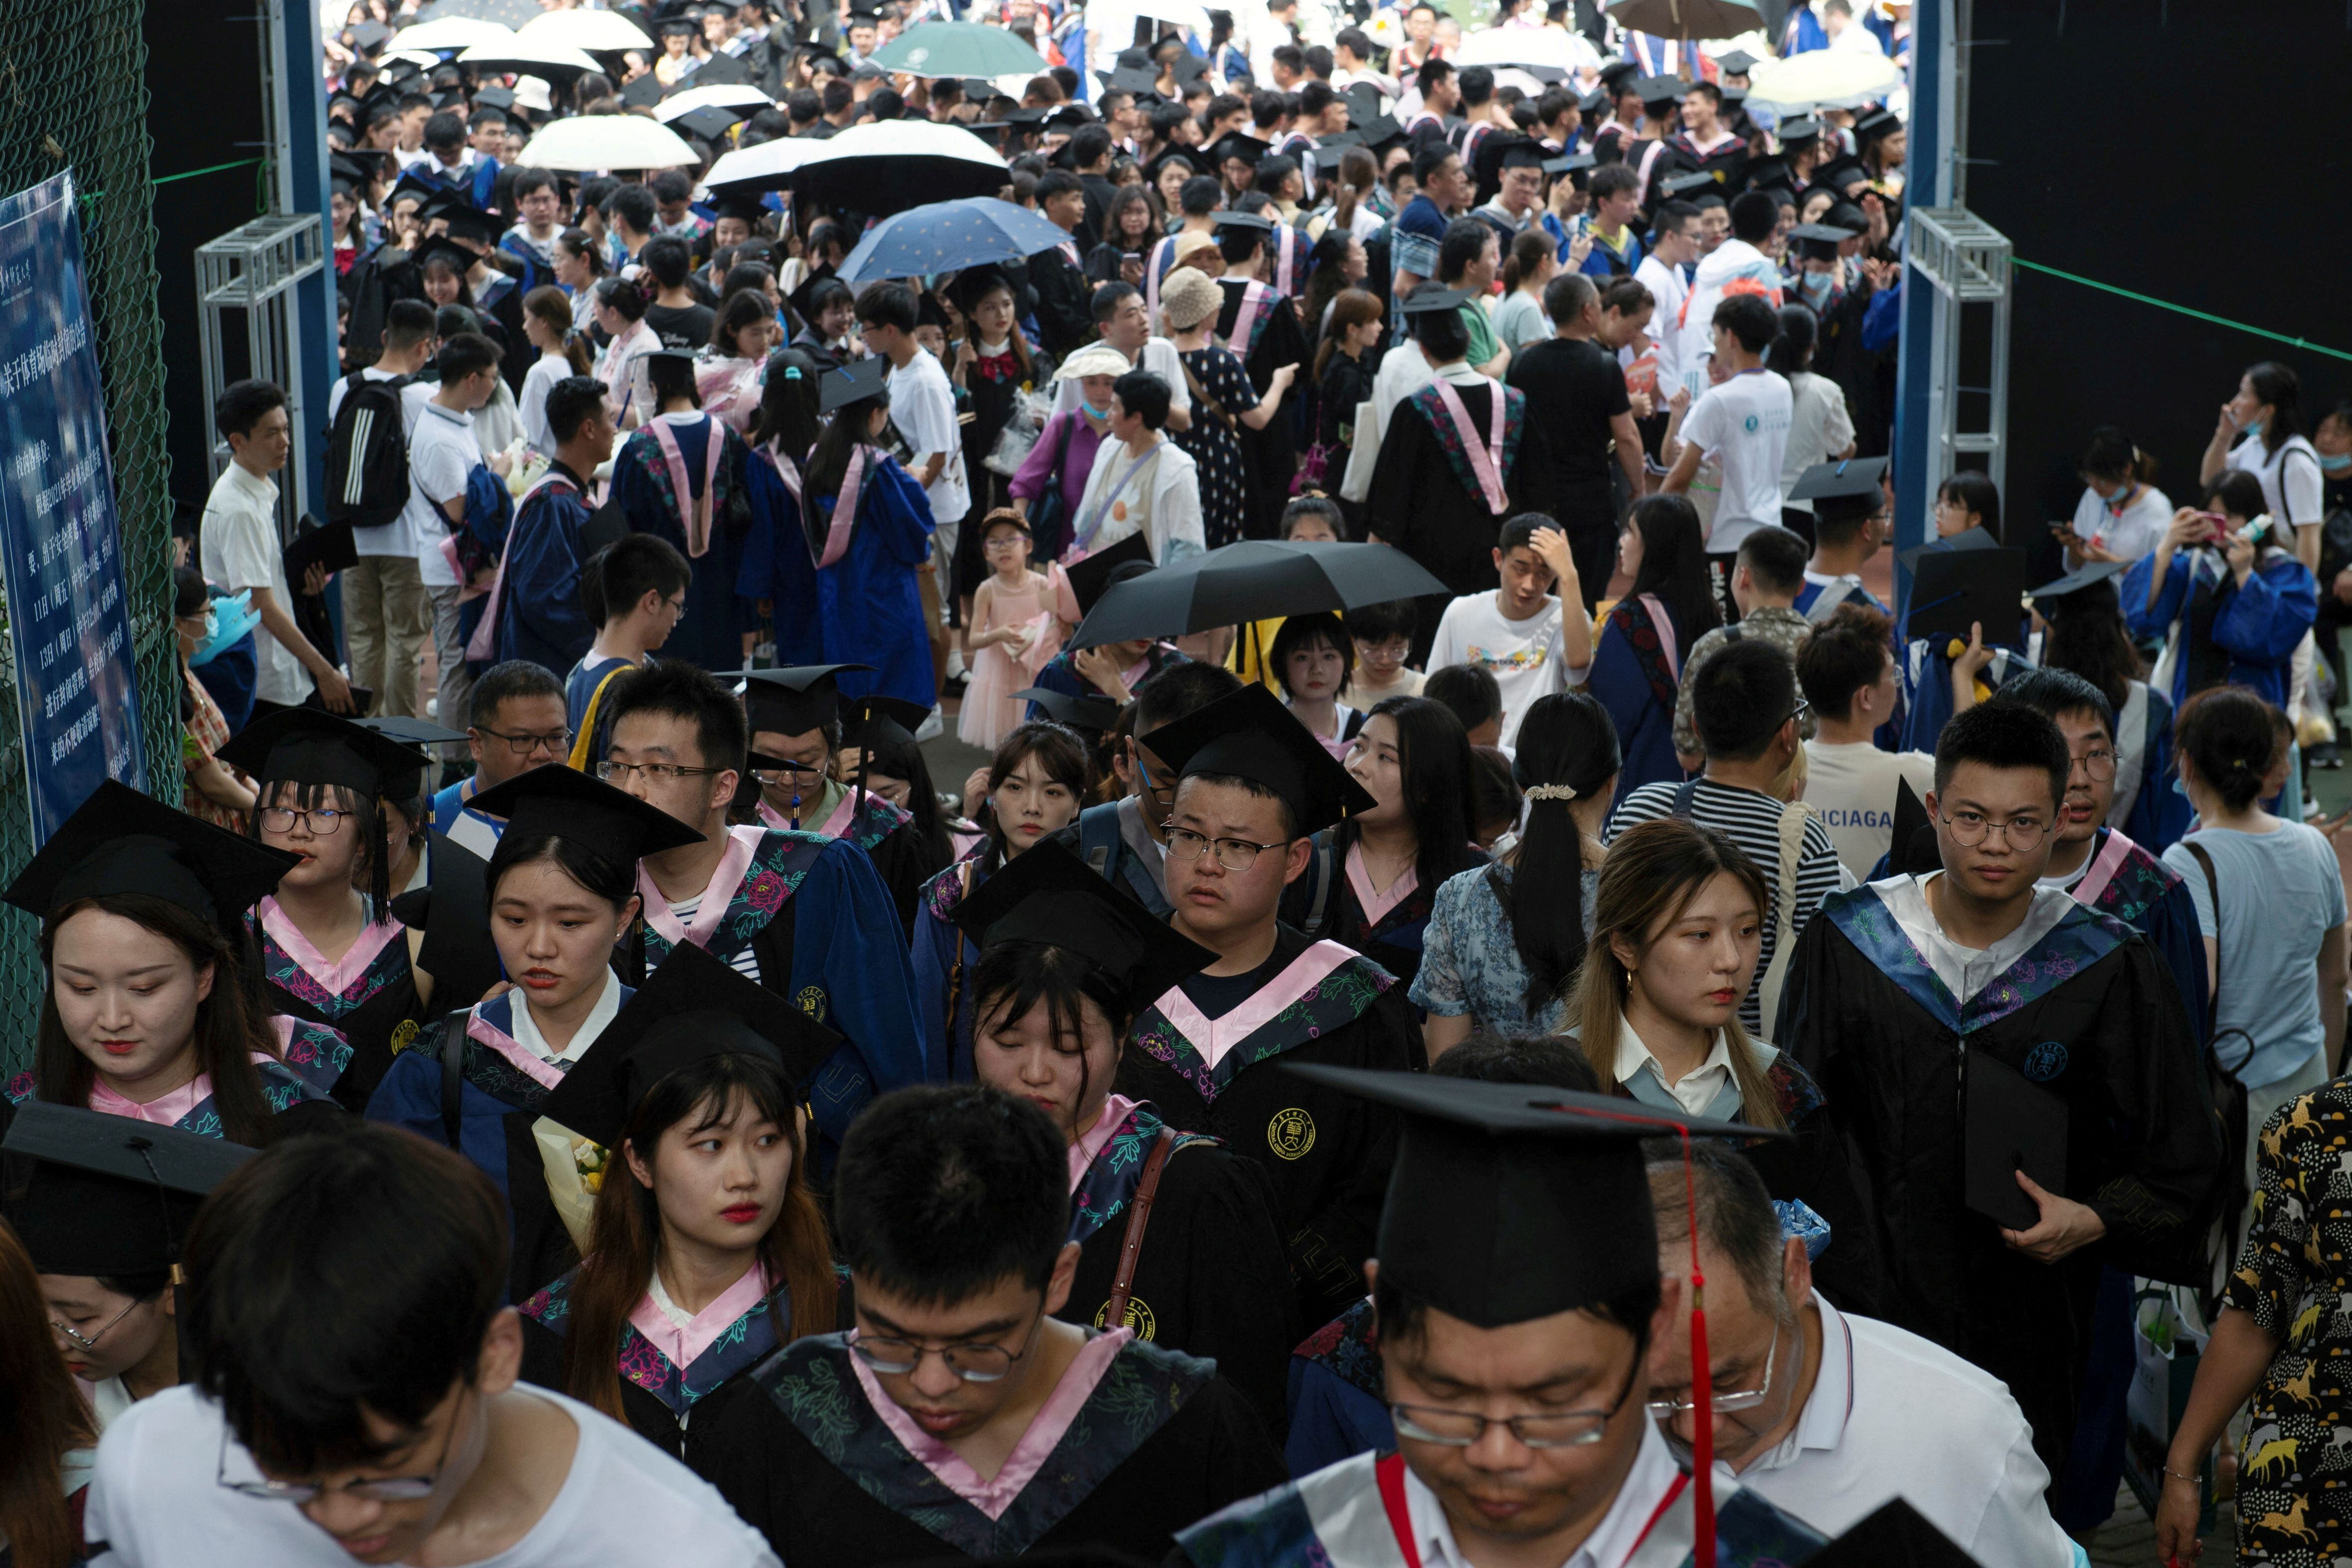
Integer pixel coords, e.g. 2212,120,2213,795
739,346,824,665
1769,304,1856,546
1413,691,1619,1052
911,721,1091,1079
1280,695,1485,990
2203,360,2327,569
519,941,839,1469
1585,493,1723,807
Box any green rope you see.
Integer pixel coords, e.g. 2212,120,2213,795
2014,258,2352,364
77,156,265,208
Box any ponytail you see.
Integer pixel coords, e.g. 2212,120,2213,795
1501,692,1620,1017
1501,229,1551,295
1764,303,1815,379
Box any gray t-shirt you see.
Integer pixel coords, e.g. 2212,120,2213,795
2162,823,2348,1089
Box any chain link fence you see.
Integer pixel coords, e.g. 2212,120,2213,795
0,0,181,1074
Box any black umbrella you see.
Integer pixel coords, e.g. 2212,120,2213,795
1069,540,1449,649
413,0,541,27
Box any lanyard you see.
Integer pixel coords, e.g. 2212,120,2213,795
1074,444,1159,553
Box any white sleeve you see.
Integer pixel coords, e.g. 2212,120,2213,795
2070,487,2101,540
2285,445,2326,527
205,507,277,594
1821,379,1855,457
1426,600,1467,669
325,376,346,424
1960,1414,2076,1568
413,429,472,506
1148,338,1191,411
1680,390,1728,458
519,365,555,455
1157,459,1205,563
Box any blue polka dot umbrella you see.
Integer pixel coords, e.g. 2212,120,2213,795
838,196,1072,283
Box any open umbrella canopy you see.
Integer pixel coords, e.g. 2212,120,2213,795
1602,0,1764,43
1070,541,1450,648
838,196,1077,283
519,115,699,172
389,16,512,53
410,0,540,27
1744,47,1903,110
457,35,603,79
1450,26,1601,71
654,82,776,122
700,137,825,197
870,21,1048,79
517,7,655,52
786,120,1010,218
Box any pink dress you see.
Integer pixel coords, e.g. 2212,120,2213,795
958,571,1064,749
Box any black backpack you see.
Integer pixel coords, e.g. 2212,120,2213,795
322,371,413,528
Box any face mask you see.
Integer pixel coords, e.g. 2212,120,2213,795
2322,451,2352,473
2240,417,2265,438
1080,400,1109,420
1799,272,1833,305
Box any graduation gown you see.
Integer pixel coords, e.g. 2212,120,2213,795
518,1264,784,1469
1216,278,1311,538
495,462,597,674
755,783,939,940
2122,543,2318,713
616,825,927,1152
1278,835,1483,992
744,441,938,710
365,990,610,1301
3,1043,347,1144
613,412,749,673
1775,879,2221,1473
702,1332,1288,1567
248,900,420,1114
1587,594,1690,811
1063,1099,1296,1437
910,844,993,1082
1365,378,1550,605
2111,678,2191,851
2068,825,2209,1037
1113,926,1417,1329
1284,1298,1393,1480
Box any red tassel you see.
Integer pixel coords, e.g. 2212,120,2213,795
1683,1130,1715,1568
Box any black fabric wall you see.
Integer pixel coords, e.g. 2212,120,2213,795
1964,0,2352,541
143,6,271,533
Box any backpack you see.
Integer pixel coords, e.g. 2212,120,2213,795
323,372,413,528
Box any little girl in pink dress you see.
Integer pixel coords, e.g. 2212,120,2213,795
957,510,1066,749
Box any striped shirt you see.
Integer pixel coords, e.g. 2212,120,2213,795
1605,779,1843,1035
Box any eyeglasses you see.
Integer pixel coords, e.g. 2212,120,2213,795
983,533,1029,551
848,1317,1041,1384
1165,824,1290,871
51,1299,140,1352
474,726,573,757
217,1391,460,1505
2069,747,2117,782
1783,698,1811,729
1390,1360,1639,1451
1134,755,1176,806
257,806,348,836
1940,809,2047,849
1645,1317,1787,1417
597,759,725,784
1356,637,1412,660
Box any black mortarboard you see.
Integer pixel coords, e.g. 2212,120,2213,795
1906,545,2029,647
1774,114,1821,145
692,48,754,87
1805,1499,1986,1568
785,267,845,330
659,15,699,34
1498,140,1550,170
1712,48,1759,74
840,692,930,792
711,192,771,225
1,1101,254,1277
1211,207,1274,231
467,764,705,860
734,663,874,736
964,121,1011,151
1542,152,1594,179
1398,284,1469,318
1822,200,1870,233
1852,107,1900,142
1743,153,1795,194
816,353,889,412
5,780,297,929
1356,113,1407,155
1061,532,1153,616
424,192,502,244
1003,105,1051,127
1597,57,1639,89
392,833,500,1012
1786,455,1889,524
1169,49,1208,82
1658,169,1726,204
1108,66,1161,96
1144,147,1200,186
1887,776,1938,877
953,838,1214,1010
672,104,744,143
1895,523,1998,575
1045,103,1098,131
219,706,425,801
1577,85,1611,115
2028,558,2128,602
356,717,467,804
621,70,668,109
350,18,393,50
1815,154,1870,193
472,85,517,112
410,234,481,279
1634,73,1683,108
1787,220,1848,261
389,169,443,207
1143,682,1376,836
1964,1048,2066,1231
1311,144,1353,175
1288,1065,1778,1326
1208,131,1272,168
538,939,840,1148
1012,685,1120,735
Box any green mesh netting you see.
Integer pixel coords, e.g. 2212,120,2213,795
0,0,179,1075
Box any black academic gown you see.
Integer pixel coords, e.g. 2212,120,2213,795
1776,883,2221,1475
1215,278,1310,538
703,1334,1288,1567
1061,1100,1297,1437
249,912,423,1115
1029,243,1096,360
1113,925,1418,1330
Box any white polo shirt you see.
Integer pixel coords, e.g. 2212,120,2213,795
1680,367,1793,553
199,461,312,707
885,346,969,529
407,399,483,590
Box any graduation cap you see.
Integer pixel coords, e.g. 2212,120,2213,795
423,192,502,246
1497,139,1551,171
964,121,1011,151
1311,144,1355,175
0,1101,255,1278
1852,107,1901,142
410,234,481,280
621,70,669,110
1211,208,1275,232
1044,104,1098,133
349,17,393,51
538,939,841,1149
1786,456,1888,526
839,692,929,796
1822,200,1871,234
1062,532,1154,617
1774,114,1822,146
953,838,1214,1011
1658,169,1726,205
1168,49,1209,82
1711,48,1759,75
473,85,518,112
1633,73,1684,108
1814,154,1871,193
785,268,846,332
710,191,771,226
733,663,874,738
1785,220,1849,261
1906,544,2029,647
1003,104,1051,128
1012,685,1120,736
1894,523,1998,576
692,47,755,87
1470,132,1536,197
1886,776,1938,877
355,716,467,806
2027,557,2128,602
1597,57,1639,90
219,707,430,906
816,354,889,412
1805,1499,1986,1567
467,763,707,861
658,14,700,34
1743,153,1796,195
1543,152,1595,180
1107,65,1162,97
672,105,744,143
1143,682,1376,837
1207,131,1272,168
4,779,297,933
386,833,497,1011
388,169,444,208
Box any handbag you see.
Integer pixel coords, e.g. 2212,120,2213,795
2122,1282,2215,1536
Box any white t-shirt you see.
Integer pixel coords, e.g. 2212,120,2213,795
1426,590,1573,746
886,347,969,528
1632,254,1688,394
409,400,483,589
1049,337,1192,419
83,1385,781,1568
2069,482,2174,562
1777,370,1855,514
1680,368,1793,552
325,367,434,558
2227,433,2327,533
1801,739,1937,882
200,461,313,707
519,354,571,457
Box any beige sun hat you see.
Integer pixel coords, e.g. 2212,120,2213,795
1160,266,1226,331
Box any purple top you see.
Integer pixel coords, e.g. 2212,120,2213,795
1009,408,1106,526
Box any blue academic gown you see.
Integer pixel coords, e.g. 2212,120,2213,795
2122,546,2318,713
1587,596,1687,810
614,413,746,674
497,463,597,674
909,844,991,1083
1792,579,1889,619
743,441,939,710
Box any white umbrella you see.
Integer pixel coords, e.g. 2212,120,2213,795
384,48,447,72
518,115,700,171
389,17,512,52
653,83,776,122
699,137,826,196
1450,26,1601,72
517,7,655,52
1744,47,1901,110
457,36,603,78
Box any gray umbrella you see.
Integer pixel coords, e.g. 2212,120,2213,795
1602,0,1765,49
413,0,542,29
1069,540,1449,649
